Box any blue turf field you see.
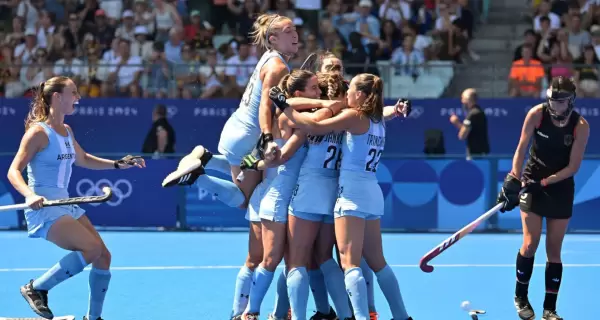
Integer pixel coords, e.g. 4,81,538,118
0,231,597,319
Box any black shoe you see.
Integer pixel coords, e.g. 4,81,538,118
310,307,338,320
20,280,53,319
244,313,259,320
542,309,563,320
514,296,535,320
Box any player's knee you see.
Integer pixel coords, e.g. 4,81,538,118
245,253,262,270
262,253,283,271
545,242,562,263
520,240,539,257
101,247,112,267
364,254,386,272
81,239,104,263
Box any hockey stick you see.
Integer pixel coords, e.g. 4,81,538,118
0,316,75,320
300,52,318,71
419,202,505,273
0,187,112,213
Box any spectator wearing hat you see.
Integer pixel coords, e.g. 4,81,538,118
104,38,143,97
224,38,258,98
131,26,154,60
93,9,116,50
14,27,39,64
115,10,137,42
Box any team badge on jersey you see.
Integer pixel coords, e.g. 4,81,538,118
564,134,573,147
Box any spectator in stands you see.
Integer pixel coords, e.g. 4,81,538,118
17,0,43,30
134,0,155,35
568,13,591,58
91,10,116,50
6,17,25,49
174,43,201,99
508,44,545,97
435,19,467,62
547,41,573,81
104,38,143,97
142,104,176,158
356,0,381,57
53,44,84,85
153,0,183,42
80,46,104,98
402,22,433,58
198,48,225,98
1,45,25,98
15,28,39,64
37,11,57,49
115,10,136,42
449,88,489,159
189,21,215,55
143,42,172,98
456,0,479,61
379,0,412,27
514,29,539,61
165,27,184,63
227,0,265,38
21,48,52,94
592,25,600,56
343,32,369,76
76,0,101,30
411,3,434,35
131,26,154,60
224,38,258,98
391,35,425,77
433,2,456,35
534,0,561,31
377,19,402,60
574,44,600,97
273,0,297,20
63,13,86,55
102,37,121,65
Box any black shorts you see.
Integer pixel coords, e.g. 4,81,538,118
519,180,574,219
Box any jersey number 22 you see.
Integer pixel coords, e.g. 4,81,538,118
365,148,382,172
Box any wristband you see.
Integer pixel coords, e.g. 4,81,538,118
541,178,548,187
262,133,274,143
114,161,120,169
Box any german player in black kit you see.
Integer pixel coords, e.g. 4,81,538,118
497,76,590,320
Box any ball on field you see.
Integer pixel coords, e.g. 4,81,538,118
461,300,471,311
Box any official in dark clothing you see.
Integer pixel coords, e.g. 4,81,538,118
496,76,590,320
449,88,490,159
142,104,176,157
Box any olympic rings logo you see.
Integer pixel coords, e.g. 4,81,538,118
75,179,133,207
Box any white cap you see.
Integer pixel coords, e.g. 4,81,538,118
358,0,373,7
134,25,148,34
122,10,134,18
25,27,37,36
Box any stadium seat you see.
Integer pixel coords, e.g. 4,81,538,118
425,60,454,87
389,74,416,99
413,74,445,98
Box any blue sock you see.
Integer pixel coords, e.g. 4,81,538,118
196,175,244,207
309,269,330,314
232,266,254,316
273,269,290,318
345,267,369,320
287,267,309,320
246,266,275,313
33,251,87,291
320,259,352,319
360,258,376,312
205,154,230,175
376,265,409,320
87,268,111,320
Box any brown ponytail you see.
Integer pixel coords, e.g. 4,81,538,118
25,76,70,130
277,69,315,98
354,73,384,122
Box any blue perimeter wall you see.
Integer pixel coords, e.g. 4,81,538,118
1,98,599,232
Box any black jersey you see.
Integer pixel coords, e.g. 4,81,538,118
524,103,580,180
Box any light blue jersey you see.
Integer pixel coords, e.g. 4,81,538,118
246,139,283,222
289,132,343,217
25,123,85,239
259,136,307,222
218,51,290,165
334,120,386,218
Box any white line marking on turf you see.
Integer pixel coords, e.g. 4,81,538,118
1,264,600,272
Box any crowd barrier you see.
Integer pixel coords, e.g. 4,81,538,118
1,98,599,156
1,157,600,233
